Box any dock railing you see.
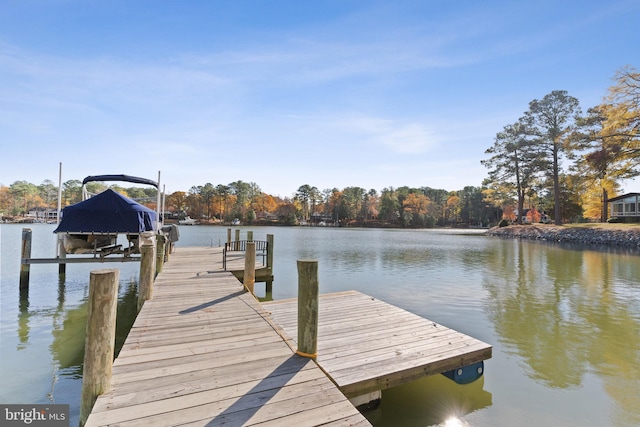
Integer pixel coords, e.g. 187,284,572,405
223,239,268,270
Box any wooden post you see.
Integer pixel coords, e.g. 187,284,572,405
234,229,240,250
138,232,156,312
80,269,119,426
296,260,318,359
266,234,274,292
155,234,166,276
244,242,256,294
164,226,173,260
266,234,274,269
227,228,231,246
20,228,32,290
247,230,253,242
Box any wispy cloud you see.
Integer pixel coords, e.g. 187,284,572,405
329,114,437,153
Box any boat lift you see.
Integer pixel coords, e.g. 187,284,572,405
19,172,178,288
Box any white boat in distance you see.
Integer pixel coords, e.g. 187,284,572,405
178,216,198,225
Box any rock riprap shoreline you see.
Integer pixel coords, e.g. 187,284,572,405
486,224,640,247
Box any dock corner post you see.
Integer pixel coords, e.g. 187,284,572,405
244,242,256,294
247,230,253,242
138,232,156,312
156,233,166,276
266,234,274,269
234,229,240,250
19,228,32,290
266,234,274,292
80,269,119,427
296,260,318,359
227,228,231,246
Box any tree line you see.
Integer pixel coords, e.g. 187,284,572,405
2,66,638,228
0,178,497,228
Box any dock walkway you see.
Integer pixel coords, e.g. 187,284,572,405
85,247,370,427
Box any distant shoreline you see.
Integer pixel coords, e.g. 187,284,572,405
486,224,640,248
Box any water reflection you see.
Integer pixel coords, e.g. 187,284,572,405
49,279,139,378
18,288,30,349
483,240,640,426
57,276,65,310
50,300,86,378
365,374,491,426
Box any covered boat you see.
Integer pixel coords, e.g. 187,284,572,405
54,188,157,255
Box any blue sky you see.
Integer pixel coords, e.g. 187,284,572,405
1,0,639,197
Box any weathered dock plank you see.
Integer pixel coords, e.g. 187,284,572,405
85,247,370,427
263,290,492,398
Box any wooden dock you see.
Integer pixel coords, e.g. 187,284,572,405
263,292,492,399
84,247,370,426
84,245,491,426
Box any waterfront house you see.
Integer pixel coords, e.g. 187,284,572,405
27,208,58,222
608,193,640,221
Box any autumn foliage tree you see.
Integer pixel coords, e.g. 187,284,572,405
166,191,187,215
571,66,640,221
606,66,640,142
482,121,543,224
524,90,582,225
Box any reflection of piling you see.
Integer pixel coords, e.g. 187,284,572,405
57,235,66,275
57,276,66,310
19,228,32,290
138,233,156,312
244,242,256,294
18,287,30,347
296,260,318,359
80,269,119,427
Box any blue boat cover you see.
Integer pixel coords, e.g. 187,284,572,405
54,189,157,234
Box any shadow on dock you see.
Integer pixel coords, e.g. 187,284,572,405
178,290,246,314
206,355,309,426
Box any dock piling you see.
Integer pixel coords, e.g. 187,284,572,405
296,260,318,359
244,242,256,294
266,234,274,292
19,228,32,290
266,234,274,269
156,234,166,276
138,232,156,311
80,269,119,427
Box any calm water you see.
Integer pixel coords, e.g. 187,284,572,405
1,224,639,427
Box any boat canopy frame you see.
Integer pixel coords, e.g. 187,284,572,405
82,174,159,188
